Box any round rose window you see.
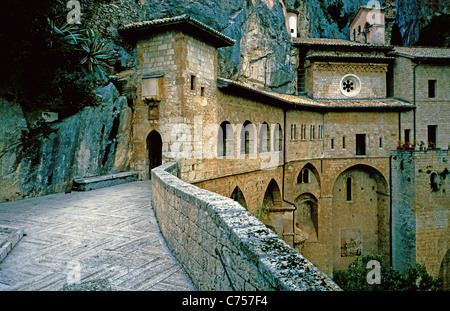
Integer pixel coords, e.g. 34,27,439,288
340,74,361,97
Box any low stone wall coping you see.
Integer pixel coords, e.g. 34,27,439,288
72,171,139,191
151,162,341,291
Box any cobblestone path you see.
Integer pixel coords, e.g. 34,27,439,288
0,181,194,291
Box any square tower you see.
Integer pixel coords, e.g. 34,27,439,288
119,15,234,178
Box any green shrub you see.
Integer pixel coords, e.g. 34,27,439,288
333,254,442,291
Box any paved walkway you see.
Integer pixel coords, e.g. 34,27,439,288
0,181,194,291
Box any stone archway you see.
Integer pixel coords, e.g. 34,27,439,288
263,179,282,208
146,130,162,178
230,186,247,210
331,164,390,272
294,193,318,242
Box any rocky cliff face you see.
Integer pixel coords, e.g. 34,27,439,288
0,0,447,202
0,84,133,202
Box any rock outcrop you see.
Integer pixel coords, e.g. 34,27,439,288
0,83,133,202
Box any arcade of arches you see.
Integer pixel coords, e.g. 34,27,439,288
194,159,391,275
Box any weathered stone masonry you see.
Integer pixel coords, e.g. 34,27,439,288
391,149,449,287
151,162,340,291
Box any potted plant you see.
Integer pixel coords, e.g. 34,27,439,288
403,141,410,150
397,140,403,150
428,141,436,149
419,141,425,150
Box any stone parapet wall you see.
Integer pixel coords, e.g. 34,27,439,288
151,162,340,291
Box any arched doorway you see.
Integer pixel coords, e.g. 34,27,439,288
146,130,162,178
294,193,318,242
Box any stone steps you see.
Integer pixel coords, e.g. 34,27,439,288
72,171,139,191
0,226,24,263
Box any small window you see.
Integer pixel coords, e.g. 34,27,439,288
346,177,353,202
428,80,436,98
428,125,437,148
356,134,366,155
331,138,334,149
291,124,297,140
342,136,346,149
379,137,383,148
340,74,361,97
200,86,205,97
297,168,310,184
301,124,306,140
190,75,196,91
404,129,411,144
310,125,315,140
318,125,323,140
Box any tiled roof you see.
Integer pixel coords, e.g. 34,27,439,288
292,38,392,50
217,78,413,111
390,46,450,60
119,14,235,47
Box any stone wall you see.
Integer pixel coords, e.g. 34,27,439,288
307,62,388,99
391,149,449,278
151,161,340,291
394,57,450,150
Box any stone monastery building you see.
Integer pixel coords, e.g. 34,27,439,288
118,4,449,285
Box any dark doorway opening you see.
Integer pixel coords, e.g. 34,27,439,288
147,130,162,178
428,125,437,148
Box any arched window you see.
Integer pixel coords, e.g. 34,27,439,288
241,121,255,155
259,122,270,153
346,177,353,202
297,168,310,184
274,123,283,151
217,121,232,157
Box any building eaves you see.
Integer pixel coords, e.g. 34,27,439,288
390,46,450,62
306,54,395,63
118,14,235,48
217,78,413,111
292,38,393,51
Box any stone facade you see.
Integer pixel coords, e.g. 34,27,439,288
391,150,449,289
119,14,449,282
392,50,450,150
